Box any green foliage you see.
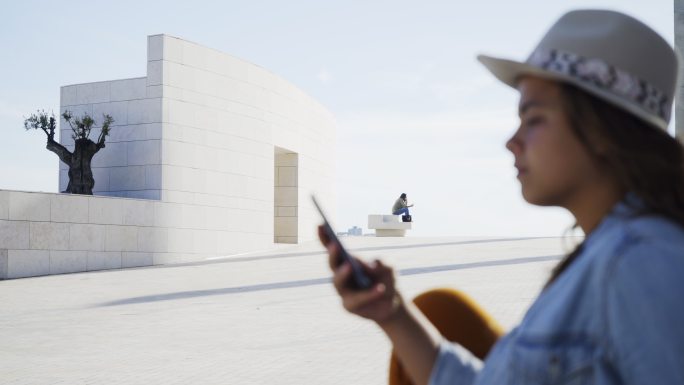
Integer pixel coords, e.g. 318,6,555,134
24,110,57,139
25,109,115,146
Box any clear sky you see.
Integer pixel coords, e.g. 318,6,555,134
0,0,674,237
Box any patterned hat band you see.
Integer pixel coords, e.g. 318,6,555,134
527,49,670,122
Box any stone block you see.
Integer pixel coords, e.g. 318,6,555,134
127,140,161,165
50,194,88,223
9,192,50,221
111,77,147,101
91,167,111,193
0,249,7,279
88,197,123,225
122,199,155,226
163,35,184,63
110,166,146,191
147,60,163,86
92,101,128,128
137,227,168,252
105,225,138,252
147,35,164,61
274,187,297,206
0,190,8,219
126,190,160,200
87,251,122,271
29,222,69,250
69,223,105,251
0,220,29,249
276,206,296,217
122,252,153,268
7,250,50,279
277,166,297,187
91,141,128,168
60,85,78,106
128,98,162,125
274,216,297,237
167,228,194,253
50,250,87,275
75,82,111,104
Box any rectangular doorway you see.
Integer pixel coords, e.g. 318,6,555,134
274,147,298,243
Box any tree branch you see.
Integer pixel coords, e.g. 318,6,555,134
46,137,73,166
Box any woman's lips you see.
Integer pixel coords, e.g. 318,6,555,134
515,165,528,177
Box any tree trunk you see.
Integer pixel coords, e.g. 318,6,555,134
47,137,100,195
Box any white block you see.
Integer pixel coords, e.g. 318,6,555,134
145,165,162,190
0,220,29,249
111,78,147,101
9,192,50,221
0,249,7,279
75,82,111,104
107,125,147,143
122,199,155,226
167,228,194,253
61,86,78,106
274,217,297,237
127,140,161,165
0,190,8,219
50,250,87,275
110,166,146,191
146,123,163,140
122,252,153,268
277,166,297,187
88,197,123,225
7,250,50,279
163,35,184,62
126,190,160,200
93,101,128,127
87,251,122,271
147,60,163,86
128,98,162,125
147,35,164,62
50,194,88,223
91,167,111,192
137,227,168,252
69,223,105,251
91,141,127,168
29,222,69,250
274,187,297,206
105,225,138,252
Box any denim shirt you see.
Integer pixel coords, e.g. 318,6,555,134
429,201,684,385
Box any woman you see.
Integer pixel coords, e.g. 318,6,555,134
318,10,684,385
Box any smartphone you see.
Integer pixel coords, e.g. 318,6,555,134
311,195,373,290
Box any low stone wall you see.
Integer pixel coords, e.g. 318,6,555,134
0,190,274,279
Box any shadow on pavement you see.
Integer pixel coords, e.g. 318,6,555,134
96,254,562,307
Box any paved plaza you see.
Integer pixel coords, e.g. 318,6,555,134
0,236,577,384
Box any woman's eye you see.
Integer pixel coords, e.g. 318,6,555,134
524,116,543,127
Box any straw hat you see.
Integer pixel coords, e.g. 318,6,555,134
478,9,679,130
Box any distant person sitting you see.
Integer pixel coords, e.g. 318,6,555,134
392,193,413,221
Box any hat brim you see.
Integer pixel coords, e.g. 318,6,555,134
477,54,668,130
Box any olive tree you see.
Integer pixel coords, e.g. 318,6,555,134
24,110,114,195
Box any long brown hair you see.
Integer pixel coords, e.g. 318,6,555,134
546,83,684,286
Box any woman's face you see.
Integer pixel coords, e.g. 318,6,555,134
506,77,600,207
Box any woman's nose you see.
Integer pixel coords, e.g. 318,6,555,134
506,131,522,155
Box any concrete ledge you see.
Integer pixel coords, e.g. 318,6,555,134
368,215,412,237
375,229,408,237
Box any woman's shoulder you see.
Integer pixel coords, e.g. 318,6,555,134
601,214,684,288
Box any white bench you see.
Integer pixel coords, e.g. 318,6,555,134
368,215,412,237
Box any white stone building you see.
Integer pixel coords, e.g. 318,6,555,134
0,34,336,279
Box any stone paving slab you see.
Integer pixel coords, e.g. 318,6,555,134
0,236,576,384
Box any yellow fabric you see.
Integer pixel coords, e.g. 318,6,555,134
388,289,504,385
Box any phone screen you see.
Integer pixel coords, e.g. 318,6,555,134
311,195,373,290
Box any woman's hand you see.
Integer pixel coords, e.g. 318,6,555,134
318,225,404,325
